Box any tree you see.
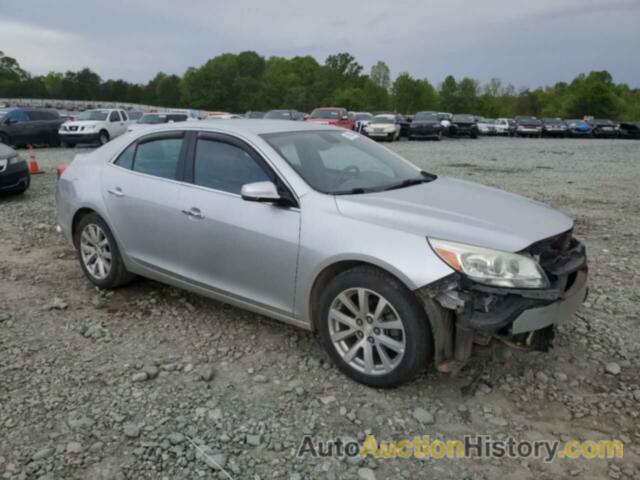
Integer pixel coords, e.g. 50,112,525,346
439,75,458,112
392,73,438,113
325,52,362,78
370,61,391,91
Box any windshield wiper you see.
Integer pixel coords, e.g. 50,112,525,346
381,171,437,191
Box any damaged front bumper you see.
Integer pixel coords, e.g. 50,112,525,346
416,232,588,368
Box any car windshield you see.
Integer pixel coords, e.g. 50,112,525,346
414,112,439,121
594,119,613,125
518,118,542,126
78,110,108,121
262,130,434,195
265,110,292,119
310,110,340,119
543,118,563,124
452,115,474,122
138,114,167,124
355,113,373,120
371,116,394,124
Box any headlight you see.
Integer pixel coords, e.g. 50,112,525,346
8,154,26,166
84,125,95,131
428,238,549,289
385,126,396,132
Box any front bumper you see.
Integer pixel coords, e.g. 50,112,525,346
417,232,588,366
0,161,30,191
409,125,440,138
59,132,101,144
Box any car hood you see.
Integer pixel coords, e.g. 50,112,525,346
334,176,573,252
63,121,103,128
306,118,339,124
367,123,395,128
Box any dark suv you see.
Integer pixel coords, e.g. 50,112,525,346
0,108,65,147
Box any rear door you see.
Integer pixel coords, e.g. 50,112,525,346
102,131,189,274
178,132,300,316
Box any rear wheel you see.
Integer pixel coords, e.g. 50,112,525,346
318,267,432,388
74,213,135,289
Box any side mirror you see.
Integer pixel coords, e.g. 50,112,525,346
241,181,281,203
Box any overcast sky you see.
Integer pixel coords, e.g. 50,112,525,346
1,0,639,89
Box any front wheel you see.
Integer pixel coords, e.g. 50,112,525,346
74,213,135,289
98,130,110,146
318,267,432,388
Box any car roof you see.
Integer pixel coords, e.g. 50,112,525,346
140,119,341,136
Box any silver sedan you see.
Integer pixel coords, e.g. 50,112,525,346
56,120,587,387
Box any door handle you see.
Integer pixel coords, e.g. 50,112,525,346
182,207,204,219
108,187,124,197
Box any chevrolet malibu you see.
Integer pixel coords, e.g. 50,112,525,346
56,121,588,388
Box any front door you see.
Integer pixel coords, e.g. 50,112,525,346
179,132,300,316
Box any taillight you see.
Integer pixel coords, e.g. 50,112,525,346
56,163,68,180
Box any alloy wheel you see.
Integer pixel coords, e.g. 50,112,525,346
328,288,406,376
80,223,112,280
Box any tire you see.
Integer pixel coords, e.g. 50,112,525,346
434,131,442,141
98,130,110,145
74,213,135,289
0,133,10,146
317,266,432,388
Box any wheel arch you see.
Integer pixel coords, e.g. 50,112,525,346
307,258,416,331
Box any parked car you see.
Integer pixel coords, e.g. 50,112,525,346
127,111,144,122
207,113,243,120
565,119,593,138
306,108,355,130
618,122,640,139
0,142,29,195
515,116,543,137
59,109,131,147
391,114,410,138
408,111,443,140
449,114,478,138
589,119,618,138
351,112,374,133
476,118,497,136
0,108,65,147
264,110,305,121
494,118,511,136
56,120,588,387
363,114,401,141
542,118,568,137
437,112,453,135
245,111,265,119
127,112,191,133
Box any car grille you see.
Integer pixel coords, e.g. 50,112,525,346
69,126,79,131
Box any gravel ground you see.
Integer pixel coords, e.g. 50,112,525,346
1,137,639,479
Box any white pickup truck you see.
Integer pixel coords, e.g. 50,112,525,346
59,109,131,147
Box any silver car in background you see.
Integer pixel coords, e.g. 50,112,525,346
56,120,588,387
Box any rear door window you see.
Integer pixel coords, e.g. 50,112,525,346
133,136,184,180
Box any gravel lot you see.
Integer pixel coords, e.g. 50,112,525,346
1,137,639,479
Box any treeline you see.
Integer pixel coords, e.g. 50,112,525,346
1,50,639,120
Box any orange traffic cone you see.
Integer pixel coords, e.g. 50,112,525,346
28,145,44,174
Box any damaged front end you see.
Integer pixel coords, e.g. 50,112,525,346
416,230,588,372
